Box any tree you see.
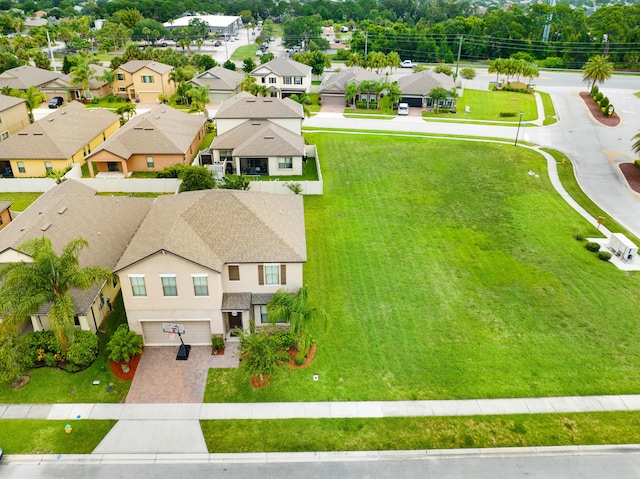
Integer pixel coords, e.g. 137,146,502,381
385,81,403,109
0,52,24,74
219,174,250,190
632,131,640,157
31,50,50,70
242,57,256,73
429,86,450,113
0,331,30,385
0,237,112,353
191,54,217,72
239,328,286,385
116,103,137,123
179,166,216,192
345,81,360,107
186,85,210,115
460,67,476,80
19,86,46,123
582,54,613,91
346,52,364,68
223,59,236,71
70,61,96,99
358,80,376,109
107,324,143,364
113,8,143,29
293,50,330,76
260,52,275,64
386,51,401,71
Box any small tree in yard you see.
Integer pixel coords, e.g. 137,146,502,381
239,329,287,386
0,331,30,387
179,165,216,192
219,174,250,190
428,87,450,113
460,67,476,80
107,324,143,364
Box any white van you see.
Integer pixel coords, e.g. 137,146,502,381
397,103,409,115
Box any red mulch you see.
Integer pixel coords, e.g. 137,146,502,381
619,163,640,193
286,344,317,369
109,353,142,381
251,374,271,389
579,92,620,127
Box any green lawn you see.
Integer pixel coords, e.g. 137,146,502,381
634,92,640,99
231,44,260,61
205,133,640,403
85,99,131,110
0,293,132,403
249,157,319,182
0,192,42,211
538,91,557,125
0,420,116,454
446,89,538,122
201,412,640,452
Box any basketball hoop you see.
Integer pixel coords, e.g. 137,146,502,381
169,332,176,341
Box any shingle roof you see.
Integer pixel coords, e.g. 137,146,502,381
47,64,112,91
116,189,306,273
251,57,311,77
397,70,455,95
0,201,12,212
0,94,26,112
319,67,383,94
86,105,206,160
0,180,154,315
211,120,304,157
0,65,62,90
190,67,245,91
215,92,303,120
118,60,173,75
0,102,120,161
221,292,252,310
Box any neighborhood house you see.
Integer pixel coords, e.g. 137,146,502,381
113,60,175,103
250,57,312,99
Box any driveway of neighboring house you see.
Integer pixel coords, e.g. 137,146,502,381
125,343,240,403
320,104,346,114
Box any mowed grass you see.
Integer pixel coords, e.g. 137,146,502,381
201,412,640,452
455,89,537,122
0,192,42,211
0,420,116,454
206,133,640,403
538,91,557,125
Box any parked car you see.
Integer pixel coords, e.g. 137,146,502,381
397,103,409,115
269,36,275,42
214,40,221,47
256,49,263,56
401,60,415,68
48,96,64,108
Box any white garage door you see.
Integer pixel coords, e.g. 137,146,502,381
322,94,345,106
141,320,212,346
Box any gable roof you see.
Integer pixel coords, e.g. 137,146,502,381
116,189,306,273
118,60,173,75
0,102,119,161
0,180,154,315
86,105,206,161
397,70,455,95
0,66,62,90
44,64,112,91
251,57,312,77
211,120,304,157
0,201,12,213
0,94,27,112
190,66,245,91
318,67,383,94
215,92,303,120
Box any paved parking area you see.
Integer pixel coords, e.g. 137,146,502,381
125,343,240,404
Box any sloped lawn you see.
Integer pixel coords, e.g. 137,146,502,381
205,133,640,402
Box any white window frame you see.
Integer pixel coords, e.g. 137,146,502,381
269,77,276,84
284,76,292,85
278,157,293,169
160,274,178,297
44,161,52,172
17,161,25,173
146,156,154,168
191,274,209,297
264,264,280,285
294,76,303,85
128,274,147,297
1,131,8,140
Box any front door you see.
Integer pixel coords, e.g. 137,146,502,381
107,162,120,172
228,312,242,336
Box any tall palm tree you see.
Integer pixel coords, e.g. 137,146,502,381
0,237,112,352
345,82,359,107
116,103,137,122
372,79,386,109
70,61,96,99
358,80,375,109
582,54,613,91
385,81,402,109
186,85,210,116
386,51,401,71
345,52,364,68
20,86,46,123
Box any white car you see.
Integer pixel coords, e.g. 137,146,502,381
397,103,409,115
401,60,415,68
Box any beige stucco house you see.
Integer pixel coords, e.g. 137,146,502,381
318,67,384,106
115,189,307,346
85,105,206,177
113,60,175,103
0,65,62,94
190,66,244,103
0,181,154,334
0,102,120,178
0,95,30,145
250,57,312,99
41,64,113,102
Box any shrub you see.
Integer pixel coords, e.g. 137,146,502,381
499,111,518,117
574,234,585,241
599,97,609,108
44,352,57,367
585,242,601,252
433,64,453,76
156,164,187,178
211,336,225,351
634,160,640,170
274,330,296,350
595,92,603,102
590,85,599,97
460,67,476,80
107,324,143,364
355,100,377,109
65,330,99,367
598,251,612,261
294,352,305,365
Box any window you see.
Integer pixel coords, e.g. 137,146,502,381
192,275,209,296
284,76,292,85
228,264,240,281
259,264,286,285
269,77,276,84
17,161,25,173
261,77,265,83
278,157,293,169
117,73,124,81
146,156,154,168
142,75,153,83
44,161,52,172
260,305,268,324
102,132,106,141
118,87,126,92
130,275,146,296
294,77,302,85
160,275,178,296
1,131,8,140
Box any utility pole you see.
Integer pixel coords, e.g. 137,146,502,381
364,32,368,59
46,30,56,72
454,35,463,79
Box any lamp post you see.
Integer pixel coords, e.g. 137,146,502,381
514,111,523,146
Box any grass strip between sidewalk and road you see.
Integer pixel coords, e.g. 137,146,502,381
0,419,116,454
201,411,640,452
538,91,557,126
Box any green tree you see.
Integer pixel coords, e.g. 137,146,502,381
107,324,143,364
582,54,613,91
18,86,46,123
632,131,640,157
113,8,143,29
186,85,210,115
260,52,275,64
239,328,286,385
31,50,50,70
460,67,476,80
358,79,376,109
385,81,403,109
386,51,401,71
345,81,360,107
70,61,96,99
0,237,112,353
179,166,216,192
116,103,137,122
0,331,30,386
242,57,256,73
429,86,450,113
346,52,364,68
219,174,250,190
223,59,236,71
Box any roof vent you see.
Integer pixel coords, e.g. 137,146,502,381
144,127,154,130
247,99,256,103
264,99,272,102
18,132,28,135
251,122,261,125
33,132,43,136
40,222,51,231
264,135,274,139
133,127,143,130
58,207,67,215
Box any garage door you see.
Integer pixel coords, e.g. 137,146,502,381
141,320,212,346
322,94,345,106
401,96,423,108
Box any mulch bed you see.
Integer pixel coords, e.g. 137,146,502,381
619,163,640,193
251,374,271,389
286,344,317,369
109,353,142,381
579,92,620,127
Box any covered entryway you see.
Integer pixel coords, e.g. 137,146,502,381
221,292,251,338
141,320,212,346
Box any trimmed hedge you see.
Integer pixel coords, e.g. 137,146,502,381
499,111,518,117
598,251,612,261
585,242,601,252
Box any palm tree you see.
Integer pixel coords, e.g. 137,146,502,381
488,58,505,83
386,51,401,71
385,81,402,109
632,131,640,157
20,86,46,123
0,237,112,353
116,103,136,122
582,55,613,92
345,82,359,107
372,79,386,109
428,86,450,113
70,61,96,99
239,73,257,93
345,52,364,68
358,80,375,109
186,85,210,116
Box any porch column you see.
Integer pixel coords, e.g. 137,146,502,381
88,160,95,177
235,158,241,175
121,160,129,177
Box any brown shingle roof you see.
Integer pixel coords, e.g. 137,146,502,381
397,70,455,95
45,64,112,91
0,94,27,112
211,120,304,157
116,189,306,273
0,66,62,90
215,92,303,120
251,57,311,77
190,67,245,91
0,102,119,161
86,105,206,160
118,60,174,75
0,201,12,212
318,67,383,94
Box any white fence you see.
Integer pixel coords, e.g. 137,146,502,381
248,180,322,195
0,178,57,192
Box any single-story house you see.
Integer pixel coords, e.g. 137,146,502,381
0,101,120,178
85,105,207,177
250,57,312,98
0,95,30,144
40,64,113,102
190,66,244,103
115,189,306,345
113,60,175,103
0,201,12,231
397,70,456,109
0,65,62,93
318,67,384,106
163,15,242,37
0,180,154,334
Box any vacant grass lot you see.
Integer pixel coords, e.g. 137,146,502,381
206,133,640,402
0,192,42,211
446,89,537,122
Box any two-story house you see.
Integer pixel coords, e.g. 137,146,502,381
0,95,30,145
0,102,120,178
250,57,312,99
115,189,306,345
113,60,175,103
190,66,244,103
